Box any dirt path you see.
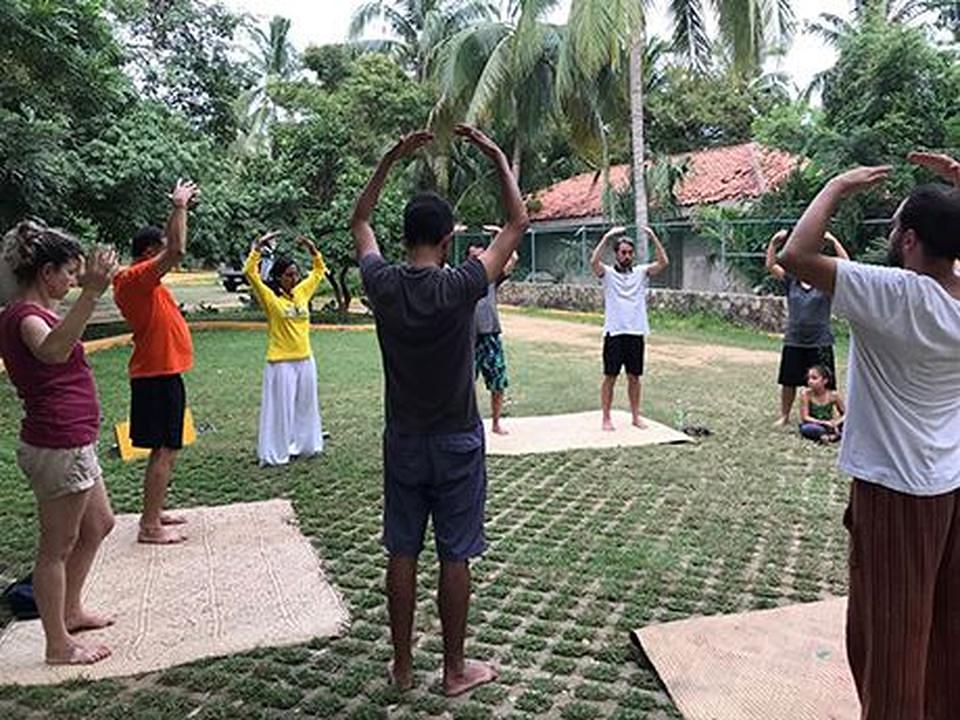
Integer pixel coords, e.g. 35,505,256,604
500,311,779,369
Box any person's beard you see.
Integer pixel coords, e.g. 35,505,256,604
886,236,905,268
615,258,633,272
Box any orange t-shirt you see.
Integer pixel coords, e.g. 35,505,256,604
112,257,193,378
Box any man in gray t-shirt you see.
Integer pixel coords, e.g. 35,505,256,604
468,234,517,435
766,229,849,425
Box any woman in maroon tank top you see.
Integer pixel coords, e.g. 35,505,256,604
0,221,118,665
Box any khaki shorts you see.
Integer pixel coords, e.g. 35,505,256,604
16,442,102,501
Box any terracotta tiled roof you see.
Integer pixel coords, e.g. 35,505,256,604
528,142,801,222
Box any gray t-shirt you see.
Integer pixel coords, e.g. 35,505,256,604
360,253,488,434
784,275,834,347
475,282,501,335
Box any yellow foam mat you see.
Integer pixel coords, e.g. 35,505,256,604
115,408,197,461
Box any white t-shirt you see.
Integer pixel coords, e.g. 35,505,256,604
833,260,960,496
602,263,651,336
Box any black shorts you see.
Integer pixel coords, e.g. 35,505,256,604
603,334,645,377
130,375,186,450
777,345,836,388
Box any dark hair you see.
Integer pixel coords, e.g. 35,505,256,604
615,238,635,253
2,220,84,286
898,184,960,260
808,363,836,390
132,226,164,259
403,192,454,248
266,255,298,296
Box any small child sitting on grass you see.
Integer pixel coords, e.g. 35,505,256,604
798,364,845,443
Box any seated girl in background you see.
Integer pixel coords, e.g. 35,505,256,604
798,364,845,444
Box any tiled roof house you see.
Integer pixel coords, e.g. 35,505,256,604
528,142,801,226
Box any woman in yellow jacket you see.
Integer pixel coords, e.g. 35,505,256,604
244,231,327,466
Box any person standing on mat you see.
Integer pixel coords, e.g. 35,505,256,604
590,225,669,431
243,231,327,466
352,124,528,697
0,222,117,665
113,179,198,545
766,228,849,425
468,226,518,435
779,151,960,719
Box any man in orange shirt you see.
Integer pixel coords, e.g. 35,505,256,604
113,180,198,544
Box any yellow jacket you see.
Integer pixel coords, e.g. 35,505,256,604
243,247,327,362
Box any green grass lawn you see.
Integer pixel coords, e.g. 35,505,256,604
0,319,851,719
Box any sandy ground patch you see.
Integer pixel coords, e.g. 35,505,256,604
500,311,778,368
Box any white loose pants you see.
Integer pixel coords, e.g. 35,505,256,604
258,358,323,466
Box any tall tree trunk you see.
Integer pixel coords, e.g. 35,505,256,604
325,270,343,311
629,30,650,261
338,265,352,317
511,136,522,180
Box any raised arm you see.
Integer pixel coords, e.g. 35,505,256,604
765,230,788,281
243,231,281,305
455,125,529,282
152,179,199,277
296,235,328,297
825,231,850,261
20,247,117,364
908,151,960,187
644,226,670,276
780,166,891,293
591,226,625,278
351,131,434,262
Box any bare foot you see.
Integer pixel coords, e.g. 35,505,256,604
444,660,498,697
602,419,616,432
160,512,187,525
138,525,186,544
491,424,509,435
632,417,648,429
387,661,414,691
773,416,789,427
65,610,114,634
46,639,111,665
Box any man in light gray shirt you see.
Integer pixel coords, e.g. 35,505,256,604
468,230,517,434
780,151,960,719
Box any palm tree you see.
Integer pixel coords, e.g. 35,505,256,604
564,0,793,253
348,0,496,81
429,0,562,181
234,15,298,157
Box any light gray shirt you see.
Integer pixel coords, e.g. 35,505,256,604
474,282,500,335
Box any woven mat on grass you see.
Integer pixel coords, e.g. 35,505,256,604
0,499,348,685
484,410,691,455
632,597,859,720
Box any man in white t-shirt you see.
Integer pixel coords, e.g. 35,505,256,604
590,226,670,431
779,152,960,720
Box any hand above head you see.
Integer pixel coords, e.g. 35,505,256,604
79,246,119,295
170,178,200,208
454,124,505,161
254,230,282,253
907,151,960,187
826,166,892,197
296,235,319,256
482,224,502,235
771,229,789,245
387,131,434,161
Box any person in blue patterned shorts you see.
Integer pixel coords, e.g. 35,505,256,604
468,228,518,435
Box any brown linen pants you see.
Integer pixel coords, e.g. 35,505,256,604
845,479,960,720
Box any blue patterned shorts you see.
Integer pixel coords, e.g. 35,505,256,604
475,333,509,393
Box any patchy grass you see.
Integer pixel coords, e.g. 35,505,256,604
0,319,850,719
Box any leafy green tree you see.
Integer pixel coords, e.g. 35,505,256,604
109,0,251,143
234,15,299,157
348,0,495,80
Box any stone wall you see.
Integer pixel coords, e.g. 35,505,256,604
498,282,786,333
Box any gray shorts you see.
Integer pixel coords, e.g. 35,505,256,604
382,422,487,561
17,442,101,502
